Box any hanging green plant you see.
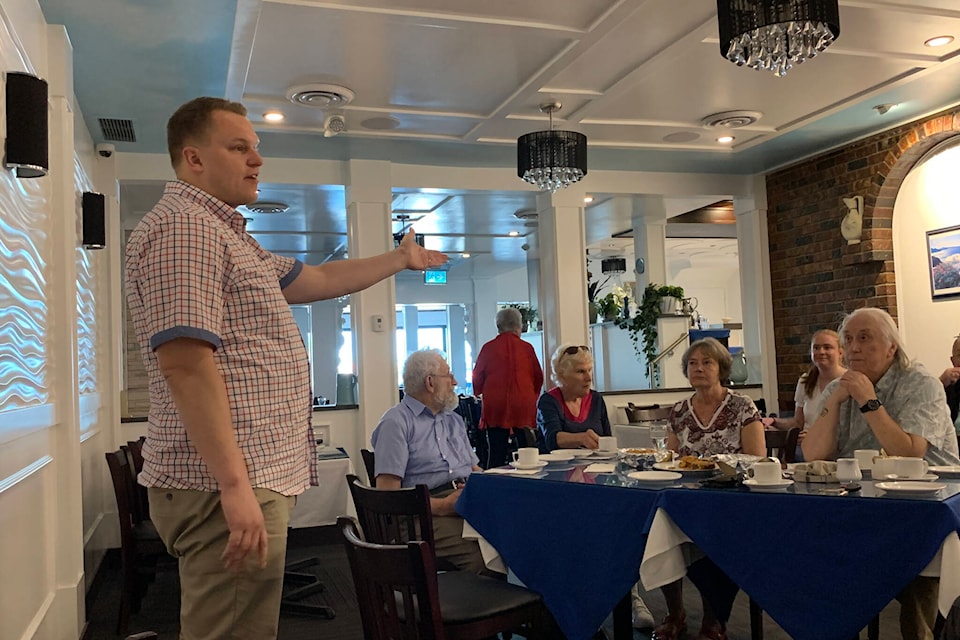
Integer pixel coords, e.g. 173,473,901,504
616,283,684,368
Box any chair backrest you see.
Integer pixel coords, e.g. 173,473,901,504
360,448,376,485
624,403,672,424
613,424,654,450
764,427,800,463
105,450,136,549
339,516,443,640
122,439,150,523
346,474,437,550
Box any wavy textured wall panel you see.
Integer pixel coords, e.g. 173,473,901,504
0,170,50,411
74,159,100,395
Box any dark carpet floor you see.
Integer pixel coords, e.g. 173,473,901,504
83,525,906,640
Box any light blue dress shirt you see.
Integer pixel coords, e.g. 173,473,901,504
830,361,960,465
371,395,478,490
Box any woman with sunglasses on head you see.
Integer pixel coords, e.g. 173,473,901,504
653,337,765,640
537,343,611,451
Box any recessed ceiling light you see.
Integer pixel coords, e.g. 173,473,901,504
584,196,594,203
717,135,735,144
263,111,284,122
508,230,520,237
924,35,954,47
461,252,471,258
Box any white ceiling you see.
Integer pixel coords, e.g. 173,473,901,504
42,0,960,278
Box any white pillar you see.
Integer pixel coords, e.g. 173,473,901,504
734,179,779,413
447,304,466,387
632,196,668,292
403,305,419,357
535,185,588,382
345,160,396,450
47,25,84,638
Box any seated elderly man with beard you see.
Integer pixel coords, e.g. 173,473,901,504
803,307,960,640
371,348,489,574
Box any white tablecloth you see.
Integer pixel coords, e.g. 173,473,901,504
289,454,356,528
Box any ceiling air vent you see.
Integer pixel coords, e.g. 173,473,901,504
98,118,136,142
245,201,289,214
286,83,355,108
700,111,762,129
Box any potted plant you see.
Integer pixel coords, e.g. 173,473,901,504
616,283,684,368
507,303,538,332
595,292,621,322
656,285,685,315
586,265,614,324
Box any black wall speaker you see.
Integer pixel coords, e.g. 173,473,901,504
4,71,48,178
82,191,106,250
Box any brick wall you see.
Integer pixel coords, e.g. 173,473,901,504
765,106,960,409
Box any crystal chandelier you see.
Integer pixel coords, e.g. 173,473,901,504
717,0,840,78
517,102,587,194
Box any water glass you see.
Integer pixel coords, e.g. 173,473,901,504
649,421,669,452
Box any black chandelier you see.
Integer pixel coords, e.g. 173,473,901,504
717,0,840,77
517,102,587,194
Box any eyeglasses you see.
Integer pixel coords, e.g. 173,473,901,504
561,345,590,359
429,371,455,381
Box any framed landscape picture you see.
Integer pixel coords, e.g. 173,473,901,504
926,224,960,299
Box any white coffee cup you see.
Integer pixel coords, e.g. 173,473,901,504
872,456,898,478
598,436,618,452
836,458,862,483
512,447,539,467
854,449,879,471
748,460,782,484
896,457,928,478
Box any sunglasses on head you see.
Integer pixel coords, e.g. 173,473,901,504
563,345,590,356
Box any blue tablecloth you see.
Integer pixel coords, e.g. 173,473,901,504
456,469,960,640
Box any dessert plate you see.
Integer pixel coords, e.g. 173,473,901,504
654,461,719,475
540,452,576,462
589,451,618,460
627,470,682,483
561,449,596,458
877,473,939,482
743,478,794,492
929,466,960,479
875,481,946,496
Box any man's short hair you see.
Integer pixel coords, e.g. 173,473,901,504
681,337,732,380
402,348,446,396
496,307,522,333
839,307,910,369
167,97,247,168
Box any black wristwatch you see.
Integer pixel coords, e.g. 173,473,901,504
859,398,882,413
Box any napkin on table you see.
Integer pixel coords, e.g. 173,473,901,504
584,463,616,473
484,467,542,475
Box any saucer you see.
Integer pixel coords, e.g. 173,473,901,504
627,470,682,483
590,451,618,460
878,473,939,482
875,481,946,496
540,452,576,463
929,466,960,479
511,460,548,471
743,478,794,492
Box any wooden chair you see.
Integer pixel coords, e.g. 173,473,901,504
764,427,800,463
339,516,546,639
345,474,460,574
361,448,376,485
104,450,168,634
122,438,149,522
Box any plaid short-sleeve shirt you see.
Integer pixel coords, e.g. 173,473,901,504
125,181,317,495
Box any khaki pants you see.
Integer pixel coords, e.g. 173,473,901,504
896,576,939,640
148,487,296,640
430,487,490,575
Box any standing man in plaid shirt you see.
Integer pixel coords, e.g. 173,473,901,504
125,96,446,640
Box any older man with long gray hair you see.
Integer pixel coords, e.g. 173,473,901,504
803,307,959,640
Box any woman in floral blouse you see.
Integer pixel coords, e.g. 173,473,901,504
653,337,764,640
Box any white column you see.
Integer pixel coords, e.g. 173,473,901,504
402,305,419,357
472,277,498,348
47,25,84,638
632,196,668,292
345,160,396,450
535,185,588,382
447,304,466,386
734,179,779,413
